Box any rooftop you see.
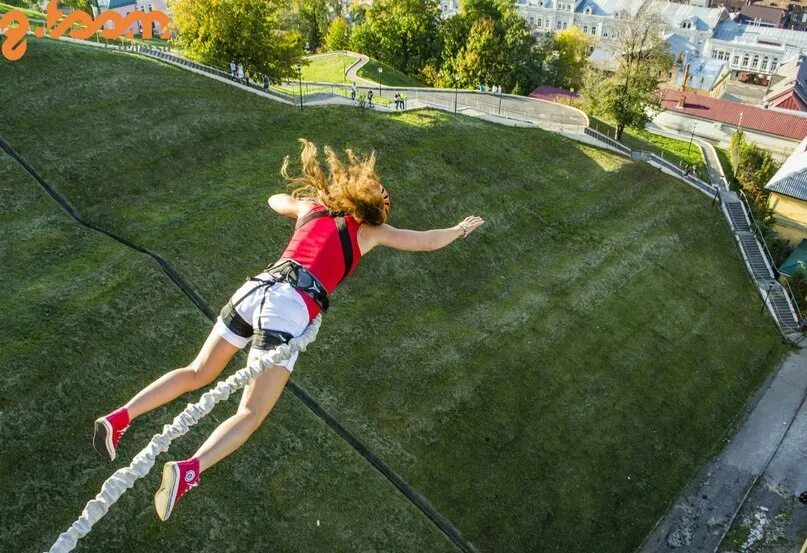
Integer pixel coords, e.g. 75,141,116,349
674,58,728,90
766,135,807,199
778,238,807,276
737,4,786,26
660,89,807,140
650,1,728,32
575,0,643,17
529,86,581,102
713,20,807,50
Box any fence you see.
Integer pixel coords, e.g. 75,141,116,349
583,126,632,155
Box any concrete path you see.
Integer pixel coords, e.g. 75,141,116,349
645,122,729,190
344,52,372,84
641,349,807,552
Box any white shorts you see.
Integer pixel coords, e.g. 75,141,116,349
213,272,310,372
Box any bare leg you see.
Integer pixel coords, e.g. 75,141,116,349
193,364,290,472
124,330,240,419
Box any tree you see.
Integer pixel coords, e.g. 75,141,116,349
544,27,591,90
350,0,442,77
325,17,351,51
288,0,338,51
729,129,780,204
789,267,807,317
582,10,673,141
172,0,304,82
436,0,543,93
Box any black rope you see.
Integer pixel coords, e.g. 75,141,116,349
0,135,478,553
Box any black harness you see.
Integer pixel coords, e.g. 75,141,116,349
218,208,355,349
291,208,354,284
264,208,354,311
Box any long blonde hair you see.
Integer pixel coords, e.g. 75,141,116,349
280,139,389,225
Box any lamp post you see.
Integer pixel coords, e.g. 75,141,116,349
454,75,458,114
687,122,697,155
377,67,383,96
296,64,303,112
498,86,503,114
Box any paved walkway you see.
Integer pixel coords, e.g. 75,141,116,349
641,349,807,553
343,52,372,84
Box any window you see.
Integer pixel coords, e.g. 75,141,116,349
557,20,563,29
772,57,779,71
742,53,749,67
761,56,769,71
590,26,596,35
752,54,759,69
682,21,691,29
583,25,589,33
603,29,609,38
584,6,592,14
733,54,740,66
537,18,542,27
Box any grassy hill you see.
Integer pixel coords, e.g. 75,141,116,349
301,52,424,87
300,53,359,83
0,38,788,553
356,57,424,87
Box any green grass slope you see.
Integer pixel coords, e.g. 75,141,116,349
301,53,359,83
0,156,456,552
0,39,789,552
357,57,424,87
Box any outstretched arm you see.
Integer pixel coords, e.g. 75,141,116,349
268,194,314,219
363,215,484,253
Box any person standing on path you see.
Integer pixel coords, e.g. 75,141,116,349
367,89,374,108
351,82,358,101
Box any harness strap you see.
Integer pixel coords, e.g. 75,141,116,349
295,209,330,229
294,207,354,284
335,216,353,283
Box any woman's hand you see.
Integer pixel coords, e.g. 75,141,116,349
456,215,485,238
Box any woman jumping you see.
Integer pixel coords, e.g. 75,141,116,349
92,139,484,521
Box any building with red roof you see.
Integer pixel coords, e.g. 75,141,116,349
529,86,581,103
655,89,807,150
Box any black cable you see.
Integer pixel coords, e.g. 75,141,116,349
0,135,477,553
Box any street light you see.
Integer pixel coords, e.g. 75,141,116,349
296,64,303,112
498,86,503,114
377,67,383,96
454,75,458,114
687,122,697,155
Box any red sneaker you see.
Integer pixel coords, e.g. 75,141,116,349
93,407,130,461
154,458,200,521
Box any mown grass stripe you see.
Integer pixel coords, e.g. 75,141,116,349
0,134,478,553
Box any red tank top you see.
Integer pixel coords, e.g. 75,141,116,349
279,204,362,321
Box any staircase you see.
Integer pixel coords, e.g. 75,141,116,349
721,191,803,342
724,201,750,233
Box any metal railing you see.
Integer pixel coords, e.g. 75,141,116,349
583,127,632,155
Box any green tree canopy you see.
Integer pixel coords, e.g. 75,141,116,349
350,0,443,78
172,0,305,82
543,26,591,90
436,0,543,93
582,11,673,140
325,16,351,51
285,0,340,52
730,129,781,204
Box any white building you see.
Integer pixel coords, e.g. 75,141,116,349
437,0,807,90
515,0,643,39
705,20,807,76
